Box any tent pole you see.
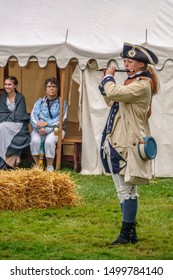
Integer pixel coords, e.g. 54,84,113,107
55,68,65,170
145,29,148,43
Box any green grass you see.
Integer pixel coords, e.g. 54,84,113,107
0,168,173,260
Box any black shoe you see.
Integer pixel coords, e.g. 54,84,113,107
0,164,15,170
130,222,138,244
112,221,138,245
112,234,130,245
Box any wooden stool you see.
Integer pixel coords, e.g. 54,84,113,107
60,121,82,172
61,137,82,172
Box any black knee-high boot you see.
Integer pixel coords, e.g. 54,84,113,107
130,221,138,244
112,221,138,245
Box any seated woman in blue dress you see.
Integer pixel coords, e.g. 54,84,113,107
30,77,68,172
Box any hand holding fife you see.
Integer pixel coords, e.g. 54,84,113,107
104,66,116,76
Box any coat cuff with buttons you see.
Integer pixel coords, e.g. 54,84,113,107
98,75,115,95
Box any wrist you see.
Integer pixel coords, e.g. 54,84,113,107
101,75,115,87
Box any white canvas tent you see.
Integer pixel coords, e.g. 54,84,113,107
0,0,173,176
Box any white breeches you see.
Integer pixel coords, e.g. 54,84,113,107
30,130,65,158
106,144,138,203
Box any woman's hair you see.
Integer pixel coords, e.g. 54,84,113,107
44,77,59,89
0,88,5,96
4,76,19,93
147,65,160,95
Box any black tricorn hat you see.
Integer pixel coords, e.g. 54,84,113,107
120,42,158,65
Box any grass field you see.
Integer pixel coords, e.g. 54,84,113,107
0,168,173,260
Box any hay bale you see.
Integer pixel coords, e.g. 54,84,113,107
0,168,82,211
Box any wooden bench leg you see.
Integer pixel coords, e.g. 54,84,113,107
74,143,82,172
